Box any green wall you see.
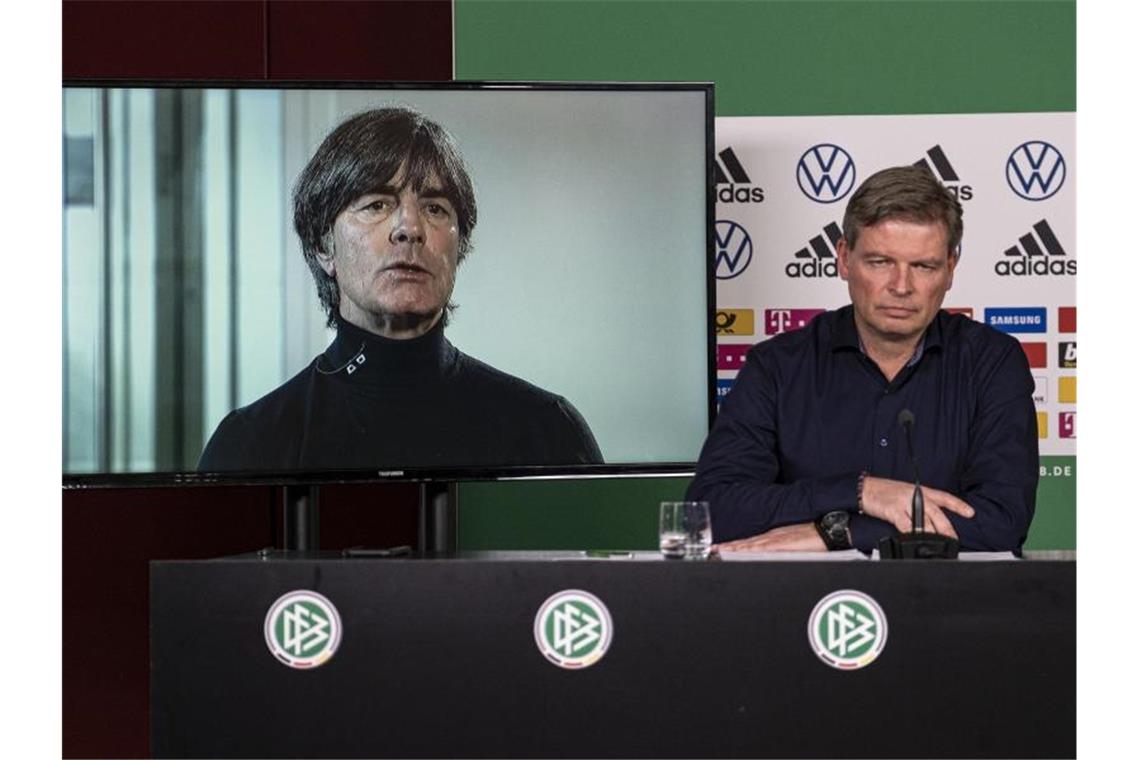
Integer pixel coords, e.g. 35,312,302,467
453,0,1076,551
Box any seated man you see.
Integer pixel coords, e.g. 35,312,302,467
199,107,601,471
687,165,1038,553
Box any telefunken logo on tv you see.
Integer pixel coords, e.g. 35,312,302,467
797,144,856,203
715,147,765,204
715,220,753,279
985,307,1047,334
914,145,972,201
996,219,1075,276
787,222,842,278
1007,141,1066,201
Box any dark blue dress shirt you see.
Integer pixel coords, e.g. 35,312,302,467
687,306,1039,553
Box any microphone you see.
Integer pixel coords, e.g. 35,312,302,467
897,409,923,533
877,409,959,560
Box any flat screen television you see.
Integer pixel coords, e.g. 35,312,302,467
62,81,715,487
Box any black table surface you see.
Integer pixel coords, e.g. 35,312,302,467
151,552,1075,758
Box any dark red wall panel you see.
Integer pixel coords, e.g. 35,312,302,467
267,0,453,80
63,0,267,80
63,1,452,755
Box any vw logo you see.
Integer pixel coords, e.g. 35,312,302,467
797,144,856,203
1006,140,1066,201
715,220,753,280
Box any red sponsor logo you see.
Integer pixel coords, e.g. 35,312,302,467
944,307,975,319
717,344,751,371
1058,306,1076,333
764,308,824,335
1059,412,1076,439
1020,342,1047,368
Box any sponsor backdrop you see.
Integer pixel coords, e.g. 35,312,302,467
713,113,1075,460
454,1,1076,552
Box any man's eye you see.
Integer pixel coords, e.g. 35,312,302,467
424,202,451,218
361,199,393,213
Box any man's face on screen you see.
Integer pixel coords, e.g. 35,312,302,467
320,170,460,339
837,218,957,346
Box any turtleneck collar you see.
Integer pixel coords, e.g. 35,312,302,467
317,315,457,386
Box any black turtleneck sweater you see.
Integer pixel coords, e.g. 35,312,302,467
197,318,602,472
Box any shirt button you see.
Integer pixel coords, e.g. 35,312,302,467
879,437,888,447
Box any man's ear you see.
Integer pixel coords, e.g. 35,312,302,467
315,240,336,277
836,237,852,282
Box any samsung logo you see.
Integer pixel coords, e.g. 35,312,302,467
985,307,1047,334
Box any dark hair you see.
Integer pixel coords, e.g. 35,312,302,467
292,107,478,326
841,164,963,257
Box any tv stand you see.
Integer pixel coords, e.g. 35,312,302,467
280,481,458,554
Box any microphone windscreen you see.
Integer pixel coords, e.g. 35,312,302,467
897,408,915,428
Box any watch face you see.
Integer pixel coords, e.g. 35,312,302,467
823,511,847,531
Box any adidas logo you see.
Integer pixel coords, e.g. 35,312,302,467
715,147,765,204
786,222,841,278
913,145,972,201
994,219,1076,276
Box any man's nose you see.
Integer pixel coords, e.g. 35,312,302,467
389,201,424,245
888,265,913,294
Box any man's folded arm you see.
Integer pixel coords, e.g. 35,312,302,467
685,354,860,543
945,347,1039,551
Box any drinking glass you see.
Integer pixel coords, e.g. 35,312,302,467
659,501,712,559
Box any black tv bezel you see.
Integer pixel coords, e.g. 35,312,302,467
62,79,717,489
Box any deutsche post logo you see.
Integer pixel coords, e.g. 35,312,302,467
534,589,613,669
264,590,343,669
807,590,887,670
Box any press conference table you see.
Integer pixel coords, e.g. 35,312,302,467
150,551,1074,758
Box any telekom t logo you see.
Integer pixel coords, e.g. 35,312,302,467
764,308,825,335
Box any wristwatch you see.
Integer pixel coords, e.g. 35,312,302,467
815,510,853,551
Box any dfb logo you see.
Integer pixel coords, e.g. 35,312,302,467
715,147,765,204
715,220,753,280
1006,141,1066,201
797,144,856,203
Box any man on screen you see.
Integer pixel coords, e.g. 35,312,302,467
687,165,1038,553
199,107,601,471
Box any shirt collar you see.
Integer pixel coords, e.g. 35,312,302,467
830,304,945,363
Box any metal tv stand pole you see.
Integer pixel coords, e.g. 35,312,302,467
282,484,320,552
418,481,457,556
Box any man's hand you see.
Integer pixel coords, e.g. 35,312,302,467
716,522,827,552
860,476,974,538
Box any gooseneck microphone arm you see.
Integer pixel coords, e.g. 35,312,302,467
897,409,923,533
878,409,958,559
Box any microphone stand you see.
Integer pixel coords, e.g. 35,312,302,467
878,409,959,560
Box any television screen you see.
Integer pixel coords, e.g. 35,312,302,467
62,82,714,484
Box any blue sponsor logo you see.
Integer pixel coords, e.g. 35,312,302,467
796,144,856,203
715,220,753,279
985,307,1047,333
717,378,735,408
1006,141,1066,201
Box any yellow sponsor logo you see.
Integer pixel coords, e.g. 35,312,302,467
1036,412,1048,439
1058,377,1076,404
715,309,755,336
